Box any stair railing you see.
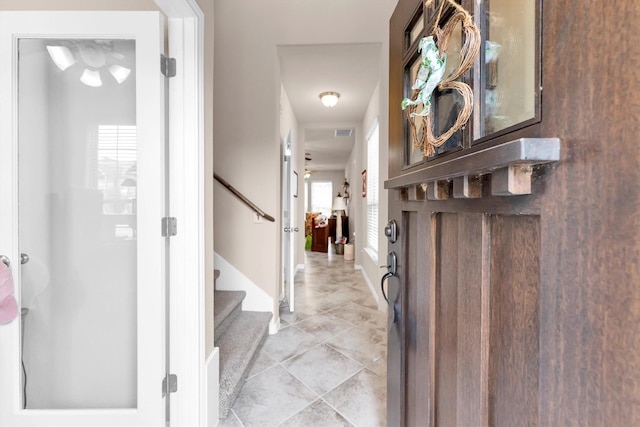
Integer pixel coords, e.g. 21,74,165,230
214,172,276,222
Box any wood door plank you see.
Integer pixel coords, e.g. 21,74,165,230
405,210,433,426
488,215,540,427
455,213,488,426
538,1,640,425
405,212,418,426
434,213,459,427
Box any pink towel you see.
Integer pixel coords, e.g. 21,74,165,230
0,263,18,324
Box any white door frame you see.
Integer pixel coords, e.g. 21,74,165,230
153,1,206,426
0,11,167,426
280,131,295,312
0,1,205,424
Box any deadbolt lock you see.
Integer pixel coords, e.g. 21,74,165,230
384,219,397,243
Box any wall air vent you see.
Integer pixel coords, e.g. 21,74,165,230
335,129,353,137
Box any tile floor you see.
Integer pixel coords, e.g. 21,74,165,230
220,249,388,427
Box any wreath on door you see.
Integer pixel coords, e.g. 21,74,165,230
402,0,481,157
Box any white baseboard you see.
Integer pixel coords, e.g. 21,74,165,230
269,317,281,334
355,264,383,312
295,264,305,272
214,252,274,314
205,347,220,427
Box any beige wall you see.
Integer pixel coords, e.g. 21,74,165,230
196,0,215,360
213,0,281,320
344,73,390,312
345,125,363,262
360,78,390,310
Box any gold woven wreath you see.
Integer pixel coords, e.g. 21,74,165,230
406,0,481,157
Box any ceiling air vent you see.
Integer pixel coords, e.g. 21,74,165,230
335,129,353,137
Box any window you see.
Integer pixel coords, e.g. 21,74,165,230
310,181,332,217
366,121,379,255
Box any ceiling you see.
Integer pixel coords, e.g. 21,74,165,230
278,43,382,172
303,127,355,171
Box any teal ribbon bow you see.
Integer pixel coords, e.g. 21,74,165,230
401,36,446,117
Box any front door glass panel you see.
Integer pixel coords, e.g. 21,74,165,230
407,12,424,48
405,54,426,165
432,20,463,155
18,38,137,409
480,0,537,137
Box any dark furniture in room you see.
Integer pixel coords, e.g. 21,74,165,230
311,216,348,253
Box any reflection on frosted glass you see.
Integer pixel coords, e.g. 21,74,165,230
18,38,137,410
482,0,536,136
97,125,137,216
433,21,463,155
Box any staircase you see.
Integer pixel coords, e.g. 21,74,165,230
214,270,272,419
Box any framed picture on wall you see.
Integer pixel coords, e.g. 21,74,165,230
362,169,367,197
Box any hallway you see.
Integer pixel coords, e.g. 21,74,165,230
221,250,387,426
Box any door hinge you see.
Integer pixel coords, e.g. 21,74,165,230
162,217,177,237
161,54,176,78
162,373,177,397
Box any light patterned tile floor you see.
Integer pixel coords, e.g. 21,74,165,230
223,250,387,427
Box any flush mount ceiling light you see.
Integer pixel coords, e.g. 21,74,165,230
319,91,340,108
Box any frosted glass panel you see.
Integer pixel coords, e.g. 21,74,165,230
18,38,137,409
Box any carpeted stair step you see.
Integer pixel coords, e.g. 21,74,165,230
214,290,246,342
218,310,272,419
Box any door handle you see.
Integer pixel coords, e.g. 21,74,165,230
380,272,400,324
380,272,392,304
380,251,398,300
0,254,29,267
393,301,401,323
293,227,299,232
380,251,398,322
379,251,397,276
284,227,290,232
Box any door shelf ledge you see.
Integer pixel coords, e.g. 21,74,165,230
384,138,560,199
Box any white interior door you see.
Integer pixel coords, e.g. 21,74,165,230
0,11,166,426
281,131,295,312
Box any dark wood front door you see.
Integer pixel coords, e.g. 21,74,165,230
386,0,640,425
